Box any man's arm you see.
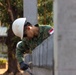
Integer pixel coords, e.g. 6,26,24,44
16,41,29,70
16,41,24,63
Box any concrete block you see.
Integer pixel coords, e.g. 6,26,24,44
32,67,53,75
42,39,48,67
39,45,43,66
47,35,54,68
35,47,40,66
23,0,38,25
54,0,76,75
24,54,32,64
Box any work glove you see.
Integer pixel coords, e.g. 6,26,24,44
19,61,29,70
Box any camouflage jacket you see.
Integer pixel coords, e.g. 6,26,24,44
16,25,52,63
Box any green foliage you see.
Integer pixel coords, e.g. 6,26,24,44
0,1,9,26
0,58,7,64
38,0,53,26
0,0,23,26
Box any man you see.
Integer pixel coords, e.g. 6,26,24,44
12,18,54,71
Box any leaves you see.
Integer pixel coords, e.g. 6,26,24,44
38,0,53,25
0,0,23,26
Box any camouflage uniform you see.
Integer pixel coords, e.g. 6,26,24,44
16,25,52,63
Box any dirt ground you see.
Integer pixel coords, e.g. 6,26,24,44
0,63,31,75
0,62,8,75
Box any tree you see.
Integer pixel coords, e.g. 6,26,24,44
0,0,23,75
38,0,53,25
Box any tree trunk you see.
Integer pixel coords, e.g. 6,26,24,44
4,26,21,75
3,49,22,75
3,49,21,75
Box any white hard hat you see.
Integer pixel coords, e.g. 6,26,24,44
12,18,27,39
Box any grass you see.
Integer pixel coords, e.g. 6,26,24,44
0,58,7,63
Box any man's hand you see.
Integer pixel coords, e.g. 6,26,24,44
20,61,29,70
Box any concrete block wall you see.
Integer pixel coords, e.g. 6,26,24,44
54,0,76,75
24,54,32,64
32,34,54,69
